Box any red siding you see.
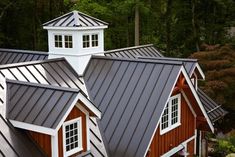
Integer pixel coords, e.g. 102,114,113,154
187,139,195,157
58,102,87,157
29,131,51,157
148,91,196,157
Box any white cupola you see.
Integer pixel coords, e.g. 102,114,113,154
43,10,108,75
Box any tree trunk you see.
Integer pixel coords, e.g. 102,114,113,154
166,0,172,54
135,0,140,46
192,0,200,52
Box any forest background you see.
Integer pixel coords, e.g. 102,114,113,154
1,0,235,130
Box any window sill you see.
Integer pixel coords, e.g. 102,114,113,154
160,123,181,135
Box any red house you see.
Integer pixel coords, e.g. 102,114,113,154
0,11,226,157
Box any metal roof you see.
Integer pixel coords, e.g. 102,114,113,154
6,80,81,129
138,56,198,77
0,114,46,157
0,58,84,89
0,48,48,65
104,44,163,58
198,88,227,122
43,10,108,28
84,56,182,157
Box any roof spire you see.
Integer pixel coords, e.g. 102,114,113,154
73,10,80,26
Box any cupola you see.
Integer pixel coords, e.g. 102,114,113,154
43,10,108,75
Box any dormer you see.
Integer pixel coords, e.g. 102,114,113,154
43,11,108,75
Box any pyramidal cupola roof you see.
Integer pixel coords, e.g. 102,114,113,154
43,10,108,29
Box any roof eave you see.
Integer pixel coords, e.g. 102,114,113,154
43,25,108,31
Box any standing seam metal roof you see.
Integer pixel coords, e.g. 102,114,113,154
0,114,46,157
104,44,163,58
43,10,108,28
198,89,227,122
0,48,48,65
6,80,81,129
84,56,182,157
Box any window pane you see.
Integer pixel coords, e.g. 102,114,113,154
161,103,169,130
64,121,80,152
92,34,98,47
54,35,62,48
65,35,73,48
83,35,90,48
171,97,179,125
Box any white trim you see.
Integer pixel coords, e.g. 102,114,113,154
199,131,202,157
160,94,181,135
51,133,59,157
76,104,90,150
181,68,214,132
55,94,80,132
143,67,182,156
191,63,205,80
181,91,196,117
10,120,56,135
161,135,196,157
0,77,6,118
48,50,105,57
43,25,108,31
63,117,83,157
77,93,101,119
194,130,197,154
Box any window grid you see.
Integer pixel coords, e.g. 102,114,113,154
83,35,90,48
55,35,62,48
160,94,181,134
92,34,98,47
65,35,73,48
171,98,179,125
65,122,79,151
161,103,169,130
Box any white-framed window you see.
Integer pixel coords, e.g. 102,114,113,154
82,34,99,48
54,35,63,48
54,34,73,49
160,94,181,135
83,35,90,48
92,34,98,47
63,117,82,157
65,35,73,48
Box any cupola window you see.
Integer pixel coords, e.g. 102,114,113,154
54,35,63,48
54,34,73,48
82,34,99,48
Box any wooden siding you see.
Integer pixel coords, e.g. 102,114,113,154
58,102,87,157
147,91,196,157
187,139,195,157
28,131,51,157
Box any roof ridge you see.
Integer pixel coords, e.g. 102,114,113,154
0,48,48,55
138,56,198,62
92,55,183,66
76,10,108,25
104,44,154,54
6,79,80,93
42,11,73,26
0,57,64,69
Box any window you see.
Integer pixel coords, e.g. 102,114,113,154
160,94,181,135
83,35,90,48
65,35,73,48
82,34,99,48
54,34,73,48
92,34,98,47
63,117,82,157
54,35,62,48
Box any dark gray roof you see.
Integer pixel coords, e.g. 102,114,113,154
0,114,46,157
43,10,108,28
84,56,182,157
0,48,48,65
104,44,163,58
6,80,80,129
138,56,198,76
198,88,227,122
0,57,84,88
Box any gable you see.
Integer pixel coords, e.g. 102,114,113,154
84,57,182,157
